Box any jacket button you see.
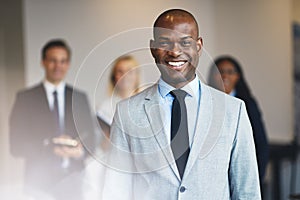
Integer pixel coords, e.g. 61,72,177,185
180,186,186,193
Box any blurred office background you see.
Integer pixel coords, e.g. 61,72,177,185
0,0,299,199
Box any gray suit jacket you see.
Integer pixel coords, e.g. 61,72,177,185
103,80,261,200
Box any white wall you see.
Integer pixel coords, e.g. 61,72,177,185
23,0,294,141
23,0,216,109
213,0,293,142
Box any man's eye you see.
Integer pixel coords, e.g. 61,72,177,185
159,41,170,47
48,59,57,63
181,40,192,47
61,59,68,64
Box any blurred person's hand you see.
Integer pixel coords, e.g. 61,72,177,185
53,135,84,159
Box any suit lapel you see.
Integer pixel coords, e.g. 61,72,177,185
183,83,226,179
37,83,51,112
143,84,181,181
36,83,57,138
142,82,226,181
65,86,71,124
64,86,75,136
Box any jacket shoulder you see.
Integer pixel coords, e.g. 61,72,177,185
118,84,158,106
203,83,244,107
66,85,88,97
15,83,44,99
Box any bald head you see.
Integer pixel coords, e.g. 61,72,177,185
153,9,199,39
150,9,203,88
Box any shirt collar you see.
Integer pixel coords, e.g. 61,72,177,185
43,79,66,94
158,75,199,98
229,89,236,97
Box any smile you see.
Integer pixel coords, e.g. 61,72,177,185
167,61,187,69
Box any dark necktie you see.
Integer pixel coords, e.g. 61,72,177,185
170,89,190,179
53,90,61,134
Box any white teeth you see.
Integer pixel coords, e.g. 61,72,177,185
168,61,185,67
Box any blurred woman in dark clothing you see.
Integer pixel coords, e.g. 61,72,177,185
208,55,269,189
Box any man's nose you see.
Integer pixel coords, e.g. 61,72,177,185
54,60,65,67
168,43,182,57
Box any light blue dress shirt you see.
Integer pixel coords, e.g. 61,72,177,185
229,89,236,97
157,75,200,147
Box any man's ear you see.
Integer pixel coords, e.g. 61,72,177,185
196,37,203,55
150,39,156,59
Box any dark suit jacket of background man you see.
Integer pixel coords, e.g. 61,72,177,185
9,83,97,197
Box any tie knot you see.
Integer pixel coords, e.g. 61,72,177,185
53,90,57,97
170,89,187,100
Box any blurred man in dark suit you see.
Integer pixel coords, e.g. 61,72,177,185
10,39,97,200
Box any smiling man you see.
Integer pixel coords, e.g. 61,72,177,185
103,9,261,200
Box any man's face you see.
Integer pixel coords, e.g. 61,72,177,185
42,47,70,85
150,17,202,88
